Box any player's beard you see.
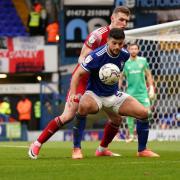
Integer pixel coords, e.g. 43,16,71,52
109,48,120,57
130,52,137,58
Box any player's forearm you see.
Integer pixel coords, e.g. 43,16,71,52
146,72,155,99
146,70,154,86
69,74,81,96
147,76,154,91
147,75,154,87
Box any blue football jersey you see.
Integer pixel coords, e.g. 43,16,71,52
81,45,130,96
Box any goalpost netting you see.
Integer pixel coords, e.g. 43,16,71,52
124,20,180,129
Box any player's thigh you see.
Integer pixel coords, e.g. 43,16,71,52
136,97,150,108
104,108,123,125
118,96,148,119
78,93,99,114
60,102,79,123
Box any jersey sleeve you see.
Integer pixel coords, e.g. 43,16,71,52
81,54,99,72
84,32,100,50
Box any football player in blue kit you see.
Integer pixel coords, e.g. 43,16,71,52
69,28,152,156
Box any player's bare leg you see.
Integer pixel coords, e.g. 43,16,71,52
29,101,78,160
118,96,149,119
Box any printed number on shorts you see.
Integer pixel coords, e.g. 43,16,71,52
116,91,123,97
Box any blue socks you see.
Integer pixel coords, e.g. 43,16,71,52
73,113,87,148
136,119,149,152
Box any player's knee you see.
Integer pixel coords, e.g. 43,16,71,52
78,101,97,115
140,109,149,120
78,103,88,115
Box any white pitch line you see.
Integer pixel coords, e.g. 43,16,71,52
0,145,28,148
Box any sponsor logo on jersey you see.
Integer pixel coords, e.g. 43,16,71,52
129,70,141,74
87,35,96,47
83,55,93,65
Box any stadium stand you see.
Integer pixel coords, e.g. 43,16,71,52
0,0,28,37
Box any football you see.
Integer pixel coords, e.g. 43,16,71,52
99,63,120,85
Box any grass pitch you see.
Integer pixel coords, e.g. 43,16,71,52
0,141,180,180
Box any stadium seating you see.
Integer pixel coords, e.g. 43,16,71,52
0,0,28,37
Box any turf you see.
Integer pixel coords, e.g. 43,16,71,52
0,141,180,180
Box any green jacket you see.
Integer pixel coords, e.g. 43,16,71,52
34,101,41,118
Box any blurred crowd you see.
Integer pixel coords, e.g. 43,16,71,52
0,95,41,130
0,95,179,131
27,1,60,43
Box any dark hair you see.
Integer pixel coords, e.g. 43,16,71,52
112,6,131,16
108,28,125,40
128,43,139,49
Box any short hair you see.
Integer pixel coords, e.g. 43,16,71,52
108,28,125,40
128,43,139,49
112,6,131,16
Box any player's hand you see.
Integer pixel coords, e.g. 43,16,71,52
68,94,76,107
148,85,155,100
68,93,80,107
69,94,79,103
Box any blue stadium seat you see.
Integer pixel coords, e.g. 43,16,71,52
0,0,28,37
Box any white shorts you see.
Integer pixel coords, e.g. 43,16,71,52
85,90,130,113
